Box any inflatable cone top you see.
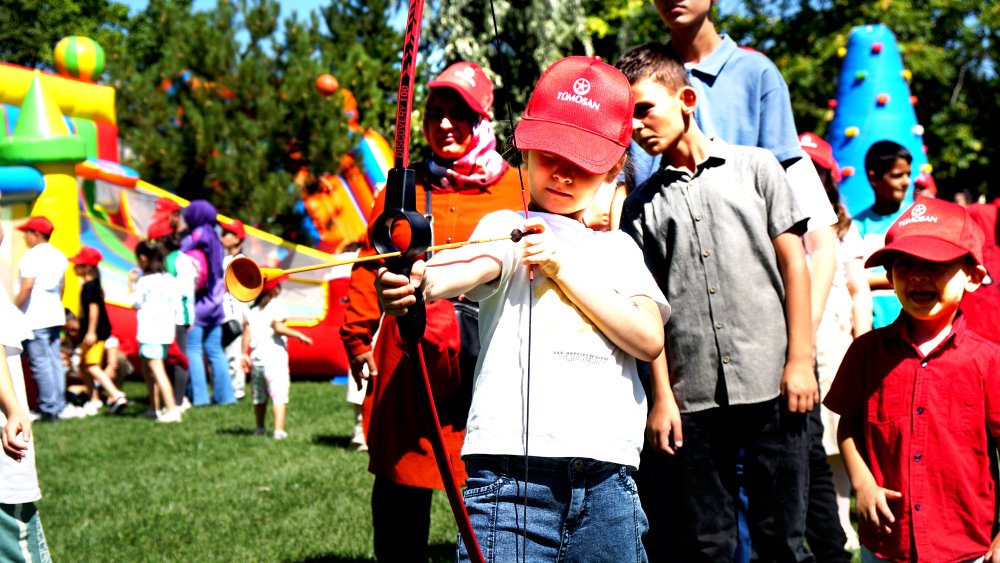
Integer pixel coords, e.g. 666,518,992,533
0,70,87,165
827,24,930,215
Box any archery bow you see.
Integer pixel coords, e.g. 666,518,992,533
369,2,485,561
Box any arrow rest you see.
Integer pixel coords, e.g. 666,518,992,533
371,167,432,344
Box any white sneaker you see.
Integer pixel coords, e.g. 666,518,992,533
83,400,103,416
156,410,183,423
273,430,288,440
177,397,192,413
57,404,87,420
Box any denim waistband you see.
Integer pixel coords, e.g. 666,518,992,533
464,454,624,477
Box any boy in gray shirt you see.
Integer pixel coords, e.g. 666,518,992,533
617,43,816,561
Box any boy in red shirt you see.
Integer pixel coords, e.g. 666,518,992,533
824,197,1000,562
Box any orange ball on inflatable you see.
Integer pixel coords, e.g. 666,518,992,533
316,74,339,97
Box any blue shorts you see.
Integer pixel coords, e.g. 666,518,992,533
139,344,169,360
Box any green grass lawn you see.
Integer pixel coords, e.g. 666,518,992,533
32,380,458,562
33,379,862,562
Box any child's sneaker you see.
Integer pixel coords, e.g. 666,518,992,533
177,397,192,413
156,410,182,423
140,409,159,419
57,404,86,420
273,430,288,440
83,400,103,416
253,427,267,436
108,395,129,415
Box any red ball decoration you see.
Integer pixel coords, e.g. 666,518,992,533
315,73,339,97
876,93,890,106
827,99,838,109
871,42,883,54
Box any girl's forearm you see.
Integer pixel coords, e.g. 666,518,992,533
421,247,502,302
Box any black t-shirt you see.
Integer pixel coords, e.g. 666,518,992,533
80,280,112,341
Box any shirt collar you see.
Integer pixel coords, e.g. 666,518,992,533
660,137,729,177
680,34,737,79
885,311,967,357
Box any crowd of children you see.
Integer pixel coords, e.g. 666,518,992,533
363,2,1000,562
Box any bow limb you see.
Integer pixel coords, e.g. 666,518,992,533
372,2,485,561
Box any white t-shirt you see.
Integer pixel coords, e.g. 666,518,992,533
131,273,179,345
786,156,838,233
222,254,250,324
0,290,40,504
248,298,288,362
172,251,198,327
462,210,671,469
18,242,68,330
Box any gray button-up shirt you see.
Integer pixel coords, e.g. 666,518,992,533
622,139,806,413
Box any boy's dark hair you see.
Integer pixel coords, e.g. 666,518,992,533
615,42,691,90
864,140,912,179
134,239,167,274
158,232,183,253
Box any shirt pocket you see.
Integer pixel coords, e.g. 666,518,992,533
866,376,908,424
947,379,983,433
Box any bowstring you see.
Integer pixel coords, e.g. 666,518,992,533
486,1,532,561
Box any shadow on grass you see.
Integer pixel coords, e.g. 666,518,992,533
289,542,456,563
313,434,354,449
216,427,257,436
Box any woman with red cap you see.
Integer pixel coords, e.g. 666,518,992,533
339,61,525,560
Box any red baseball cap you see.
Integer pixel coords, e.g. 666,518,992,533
147,218,175,240
799,132,841,183
263,273,289,292
17,216,54,235
515,56,633,175
155,197,182,214
913,172,938,196
866,197,984,268
219,218,246,241
428,62,494,116
69,246,103,266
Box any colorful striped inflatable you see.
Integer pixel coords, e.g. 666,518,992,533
54,36,105,82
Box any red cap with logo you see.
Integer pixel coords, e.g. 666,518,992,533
428,62,494,116
17,216,54,235
69,246,103,266
798,132,841,183
515,56,633,176
866,197,984,268
219,218,246,241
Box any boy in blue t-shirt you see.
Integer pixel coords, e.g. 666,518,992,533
854,140,913,328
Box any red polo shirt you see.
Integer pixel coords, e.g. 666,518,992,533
825,314,1000,562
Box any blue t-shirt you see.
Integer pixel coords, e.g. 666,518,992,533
853,206,906,328
626,35,804,189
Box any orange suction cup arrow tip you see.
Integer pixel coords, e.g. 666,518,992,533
226,256,269,303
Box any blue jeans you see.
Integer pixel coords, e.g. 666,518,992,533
186,324,236,406
458,455,648,562
24,327,64,416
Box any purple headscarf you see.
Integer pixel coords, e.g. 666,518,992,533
180,200,226,326
181,200,224,283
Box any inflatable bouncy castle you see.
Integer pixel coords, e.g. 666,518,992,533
0,39,350,376
826,24,931,215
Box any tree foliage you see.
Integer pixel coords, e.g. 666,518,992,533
0,0,129,71
112,0,403,241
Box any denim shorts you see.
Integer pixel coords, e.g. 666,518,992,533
457,455,648,562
